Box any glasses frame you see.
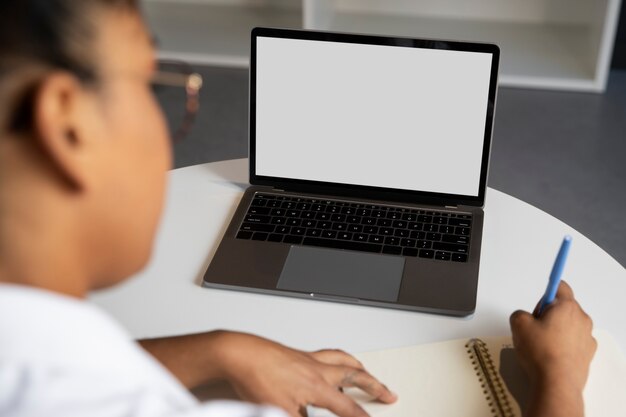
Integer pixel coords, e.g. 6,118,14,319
151,60,203,142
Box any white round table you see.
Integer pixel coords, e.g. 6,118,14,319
91,158,626,353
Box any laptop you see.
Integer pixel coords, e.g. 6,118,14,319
202,27,500,317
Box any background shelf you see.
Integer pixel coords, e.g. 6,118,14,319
143,0,622,92
327,12,598,90
145,1,302,67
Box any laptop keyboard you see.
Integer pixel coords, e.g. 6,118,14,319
236,193,472,262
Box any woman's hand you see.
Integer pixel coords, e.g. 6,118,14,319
215,332,397,417
509,281,596,417
140,330,396,417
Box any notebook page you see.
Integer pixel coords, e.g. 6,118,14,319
583,329,626,416
309,330,626,417
309,337,517,417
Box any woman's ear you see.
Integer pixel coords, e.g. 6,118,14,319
33,72,95,191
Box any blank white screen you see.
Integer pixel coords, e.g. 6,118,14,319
255,37,493,197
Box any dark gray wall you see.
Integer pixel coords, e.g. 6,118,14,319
612,1,626,68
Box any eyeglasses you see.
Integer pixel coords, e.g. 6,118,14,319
151,60,203,142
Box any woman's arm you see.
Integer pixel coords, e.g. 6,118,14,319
138,330,231,388
139,330,397,417
510,281,596,417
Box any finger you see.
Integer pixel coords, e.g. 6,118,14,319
311,349,365,370
324,365,397,403
510,309,533,331
533,281,575,316
555,281,575,300
536,300,558,317
583,306,594,330
314,386,369,417
591,336,598,355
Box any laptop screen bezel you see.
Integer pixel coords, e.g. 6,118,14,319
249,27,499,208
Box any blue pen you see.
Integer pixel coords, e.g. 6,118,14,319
536,235,572,317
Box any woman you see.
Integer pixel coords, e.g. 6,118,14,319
0,1,596,417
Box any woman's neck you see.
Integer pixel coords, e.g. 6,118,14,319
0,207,89,299
0,141,89,298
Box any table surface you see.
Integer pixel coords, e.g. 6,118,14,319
91,158,626,353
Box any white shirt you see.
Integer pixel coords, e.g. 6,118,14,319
0,284,287,417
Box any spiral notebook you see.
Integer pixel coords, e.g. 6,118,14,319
310,330,626,417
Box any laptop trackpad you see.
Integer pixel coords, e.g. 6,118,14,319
276,246,405,302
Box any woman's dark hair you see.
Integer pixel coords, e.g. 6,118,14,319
0,0,139,133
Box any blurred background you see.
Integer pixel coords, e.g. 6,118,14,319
149,0,626,267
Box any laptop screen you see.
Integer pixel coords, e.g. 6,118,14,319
252,31,498,201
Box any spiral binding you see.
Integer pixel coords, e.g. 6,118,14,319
465,338,516,417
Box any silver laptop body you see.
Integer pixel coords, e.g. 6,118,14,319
203,27,500,317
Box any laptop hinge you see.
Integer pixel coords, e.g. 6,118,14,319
445,205,458,209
